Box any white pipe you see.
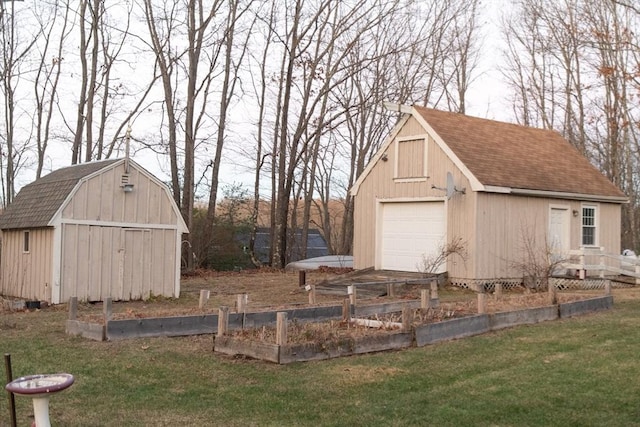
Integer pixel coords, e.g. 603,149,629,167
32,396,51,427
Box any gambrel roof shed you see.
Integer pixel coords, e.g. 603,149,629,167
0,159,188,304
351,106,626,288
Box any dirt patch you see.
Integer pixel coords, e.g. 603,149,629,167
223,291,599,346
332,365,407,386
0,269,611,322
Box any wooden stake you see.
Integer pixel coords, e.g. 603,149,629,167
103,297,112,323
477,292,486,314
430,280,440,308
420,289,429,311
342,298,351,322
236,294,248,313
308,285,316,305
68,296,78,320
199,290,210,309
276,312,287,345
548,283,557,305
387,283,395,298
217,306,229,336
348,285,356,305
430,280,438,299
299,270,306,287
402,306,413,332
495,283,503,299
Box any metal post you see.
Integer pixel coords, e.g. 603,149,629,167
4,353,17,427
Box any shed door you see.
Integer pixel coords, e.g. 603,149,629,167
120,229,152,300
549,207,570,262
380,202,446,272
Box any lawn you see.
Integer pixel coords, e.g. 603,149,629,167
2,274,640,426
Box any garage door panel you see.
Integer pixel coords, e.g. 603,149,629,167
380,202,446,272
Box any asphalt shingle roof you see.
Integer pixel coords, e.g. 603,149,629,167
0,160,120,230
414,107,626,199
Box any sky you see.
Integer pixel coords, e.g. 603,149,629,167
7,0,513,198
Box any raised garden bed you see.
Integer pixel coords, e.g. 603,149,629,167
214,295,614,364
215,330,414,364
65,286,614,355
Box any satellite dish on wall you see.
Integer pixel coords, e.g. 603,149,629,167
446,172,455,199
432,171,466,199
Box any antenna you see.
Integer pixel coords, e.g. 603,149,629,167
124,123,131,174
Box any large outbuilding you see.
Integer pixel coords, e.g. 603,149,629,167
350,106,627,289
0,159,188,304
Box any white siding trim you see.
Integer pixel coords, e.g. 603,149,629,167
47,159,189,233
394,178,428,183
411,108,485,192
350,114,412,196
174,230,182,298
394,134,429,179
377,196,446,203
58,218,180,230
374,197,447,270
483,185,511,194
580,202,600,247
51,226,62,304
548,204,571,256
511,188,627,203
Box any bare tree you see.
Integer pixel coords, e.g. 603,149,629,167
205,0,254,232
501,0,640,250
0,0,40,206
31,0,72,178
143,0,229,270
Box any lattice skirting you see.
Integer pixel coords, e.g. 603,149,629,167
449,277,630,292
551,277,633,290
448,278,523,292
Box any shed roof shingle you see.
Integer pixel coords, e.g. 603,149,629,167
414,107,626,199
0,159,121,230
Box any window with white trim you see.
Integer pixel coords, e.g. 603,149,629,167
581,206,597,246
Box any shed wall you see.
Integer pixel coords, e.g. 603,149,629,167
472,194,622,280
60,224,177,302
56,162,183,302
62,162,178,226
353,115,623,284
353,115,475,277
0,228,53,301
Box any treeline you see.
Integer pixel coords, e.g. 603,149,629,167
0,0,638,268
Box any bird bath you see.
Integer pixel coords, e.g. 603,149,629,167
5,373,74,427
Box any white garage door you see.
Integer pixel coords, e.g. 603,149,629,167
380,202,446,272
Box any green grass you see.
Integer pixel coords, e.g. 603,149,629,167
2,295,640,426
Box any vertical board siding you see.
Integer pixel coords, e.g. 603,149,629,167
0,228,53,301
55,162,182,302
397,139,425,178
1,162,184,303
597,203,621,252
472,195,622,280
353,115,622,283
61,163,178,226
354,117,476,279
60,225,177,302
